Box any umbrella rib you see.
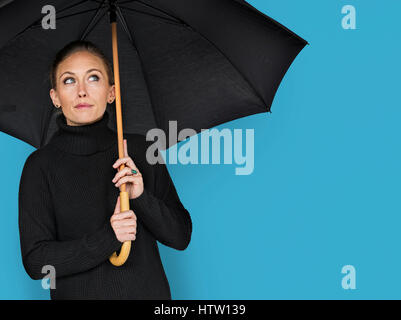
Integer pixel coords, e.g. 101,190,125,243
129,0,187,26
115,5,137,50
117,0,137,4
79,0,108,40
235,0,309,45
114,6,162,131
118,5,185,27
43,6,108,25
22,7,106,30
120,2,267,113
80,8,108,40
113,4,162,131
7,0,92,43
193,28,269,111
57,0,92,15
89,0,131,4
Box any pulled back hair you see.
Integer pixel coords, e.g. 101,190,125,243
49,40,114,90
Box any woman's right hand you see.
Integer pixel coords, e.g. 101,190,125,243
110,196,137,243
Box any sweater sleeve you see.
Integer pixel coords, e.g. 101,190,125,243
129,153,192,251
18,152,122,280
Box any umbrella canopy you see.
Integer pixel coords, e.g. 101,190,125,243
0,0,308,150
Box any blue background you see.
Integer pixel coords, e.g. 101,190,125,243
1,0,400,299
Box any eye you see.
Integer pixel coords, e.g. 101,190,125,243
89,74,99,81
63,77,74,85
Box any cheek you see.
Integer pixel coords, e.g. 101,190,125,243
89,85,109,102
58,90,74,105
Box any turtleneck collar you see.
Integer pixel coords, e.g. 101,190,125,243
50,111,116,156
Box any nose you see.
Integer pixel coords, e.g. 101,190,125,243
78,82,87,98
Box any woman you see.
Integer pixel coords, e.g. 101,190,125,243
18,40,192,300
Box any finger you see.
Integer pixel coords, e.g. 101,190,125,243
112,167,132,183
113,219,137,228
127,234,136,241
120,233,137,241
113,157,138,171
113,196,120,214
111,210,137,222
116,226,137,235
114,172,142,186
122,233,137,241
115,175,142,188
112,156,139,171
113,165,142,182
115,210,136,219
115,216,137,225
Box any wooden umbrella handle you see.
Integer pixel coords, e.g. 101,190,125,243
108,20,132,266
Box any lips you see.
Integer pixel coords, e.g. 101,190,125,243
75,103,93,109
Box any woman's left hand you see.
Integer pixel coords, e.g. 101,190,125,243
112,139,144,200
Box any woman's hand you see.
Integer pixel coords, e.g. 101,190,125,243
112,139,144,199
110,196,137,243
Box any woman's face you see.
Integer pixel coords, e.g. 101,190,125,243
50,51,115,126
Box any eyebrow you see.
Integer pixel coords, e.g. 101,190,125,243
59,68,103,79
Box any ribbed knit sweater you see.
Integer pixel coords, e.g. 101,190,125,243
18,111,192,300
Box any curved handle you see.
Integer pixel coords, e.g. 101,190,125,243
109,191,131,266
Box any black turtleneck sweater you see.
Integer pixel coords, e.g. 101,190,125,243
18,111,192,300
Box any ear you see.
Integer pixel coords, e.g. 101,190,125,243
108,84,116,104
49,88,60,107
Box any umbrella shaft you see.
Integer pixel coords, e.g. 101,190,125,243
109,17,132,267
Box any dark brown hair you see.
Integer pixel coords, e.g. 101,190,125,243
49,40,114,90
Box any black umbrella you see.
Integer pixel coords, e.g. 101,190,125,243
0,0,308,265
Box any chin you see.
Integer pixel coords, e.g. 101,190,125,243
69,108,102,125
